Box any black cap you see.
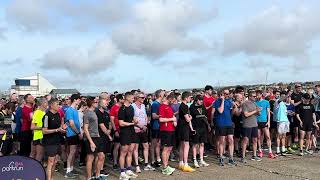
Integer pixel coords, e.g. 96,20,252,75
302,93,311,100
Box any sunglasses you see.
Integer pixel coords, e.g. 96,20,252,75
139,97,145,99
251,96,257,98
224,93,230,95
94,101,98,103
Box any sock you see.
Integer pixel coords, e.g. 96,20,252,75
120,169,126,173
126,167,132,171
70,166,73,171
66,168,71,173
157,159,161,162
200,158,203,162
179,161,184,166
276,147,280,153
269,147,272,153
282,146,286,152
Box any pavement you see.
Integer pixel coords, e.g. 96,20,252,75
53,151,320,180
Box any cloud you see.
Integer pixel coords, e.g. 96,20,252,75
223,6,320,57
112,0,216,57
0,26,7,40
5,0,129,32
40,38,120,75
2,57,23,66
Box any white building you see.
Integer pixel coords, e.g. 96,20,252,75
11,73,57,97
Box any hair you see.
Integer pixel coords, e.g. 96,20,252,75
155,89,163,99
4,102,16,112
23,94,31,101
181,91,191,100
248,91,256,97
71,93,81,102
115,94,124,102
78,101,87,110
280,91,288,96
194,94,203,102
167,92,175,100
204,85,213,91
255,90,263,95
235,86,245,93
86,96,95,108
36,98,47,107
48,98,59,108
273,90,280,94
124,92,134,100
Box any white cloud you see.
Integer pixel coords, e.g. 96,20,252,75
5,0,129,32
40,38,120,75
112,0,216,57
223,6,320,57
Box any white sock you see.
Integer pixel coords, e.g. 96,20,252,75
282,146,286,152
269,147,272,153
66,168,72,173
179,161,184,166
184,163,189,167
276,147,280,153
157,158,161,162
121,172,126,176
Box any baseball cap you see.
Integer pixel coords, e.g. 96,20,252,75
302,93,311,100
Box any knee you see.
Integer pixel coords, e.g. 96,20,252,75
98,154,105,161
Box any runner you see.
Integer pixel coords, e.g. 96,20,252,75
42,99,66,180
241,91,262,163
189,95,210,168
296,93,318,156
30,98,48,162
132,92,154,173
232,93,244,157
285,95,296,154
291,84,304,148
213,89,236,166
203,85,215,152
110,94,124,170
118,92,139,180
83,97,106,180
0,102,16,156
20,94,35,157
78,101,88,168
64,94,82,179
150,90,164,167
255,90,275,159
159,93,176,175
178,91,195,172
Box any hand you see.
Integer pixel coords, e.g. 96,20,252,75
133,118,139,125
173,122,177,127
108,135,113,142
172,116,177,122
220,95,225,100
90,142,96,152
142,126,147,132
106,129,111,135
267,123,270,129
300,121,303,128
58,127,66,133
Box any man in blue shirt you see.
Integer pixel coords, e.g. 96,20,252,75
64,94,82,179
213,89,236,166
255,90,275,159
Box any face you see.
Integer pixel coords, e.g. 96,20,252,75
296,85,302,93
197,99,203,105
137,94,145,103
51,102,59,112
223,90,230,98
275,92,280,99
65,98,71,105
249,93,257,101
127,95,134,103
11,94,17,101
207,89,213,95
256,92,263,99
316,86,320,93
42,101,48,109
280,94,286,101
93,99,99,109
99,99,108,109
162,97,169,104
26,95,35,104
235,94,243,102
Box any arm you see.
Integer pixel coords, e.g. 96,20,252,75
42,115,62,134
119,120,134,127
296,114,303,126
69,120,80,134
159,117,175,123
83,123,95,150
110,116,117,131
243,110,258,118
99,123,111,136
217,100,225,114
30,122,42,130
152,113,160,120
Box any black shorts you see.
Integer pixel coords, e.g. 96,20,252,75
60,135,66,144
85,137,105,154
178,126,190,142
67,135,80,145
151,130,160,139
120,131,135,146
160,131,176,147
133,132,148,144
270,121,277,129
45,144,61,157
216,126,234,136
258,122,268,129
234,123,242,139
242,127,258,138
190,129,208,144
292,118,300,128
0,139,13,156
301,121,313,132
32,139,43,146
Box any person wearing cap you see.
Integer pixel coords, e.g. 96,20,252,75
189,95,210,168
64,93,82,179
296,93,318,156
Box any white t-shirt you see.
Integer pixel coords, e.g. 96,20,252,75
132,103,147,132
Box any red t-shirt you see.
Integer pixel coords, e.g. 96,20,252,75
21,105,33,131
110,104,120,131
203,95,215,123
159,104,175,132
58,108,65,125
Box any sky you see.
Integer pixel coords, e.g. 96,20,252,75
0,0,320,93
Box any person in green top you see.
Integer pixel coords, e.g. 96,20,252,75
30,98,48,161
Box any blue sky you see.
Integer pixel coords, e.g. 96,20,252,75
0,0,319,93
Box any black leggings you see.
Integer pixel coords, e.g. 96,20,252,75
19,130,32,156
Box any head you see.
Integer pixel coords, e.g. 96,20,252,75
48,98,59,112
135,92,145,104
280,91,287,102
36,98,48,110
235,86,245,97
273,90,280,99
295,84,302,93
194,95,204,106
256,90,263,100
204,85,213,96
3,102,16,115
248,91,257,102
234,93,243,102
45,94,52,101
64,97,71,106
24,94,34,105
302,93,311,104
222,89,230,99
315,85,320,93
124,92,135,104
70,93,81,106
116,94,125,105
99,94,110,109
181,91,192,103
78,101,87,111
10,93,17,102
86,96,98,109
155,89,165,101
167,93,176,104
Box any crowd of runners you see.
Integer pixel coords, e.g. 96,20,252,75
1,83,320,180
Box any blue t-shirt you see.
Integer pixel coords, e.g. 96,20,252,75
213,98,233,127
256,99,270,122
62,105,70,114
65,107,80,137
286,103,295,122
151,101,161,130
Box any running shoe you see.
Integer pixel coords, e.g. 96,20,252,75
258,151,264,158
251,156,262,162
219,158,224,166
135,166,141,173
287,147,295,153
162,167,172,175
182,165,195,172
240,158,247,164
64,172,76,179
199,160,209,167
126,170,138,178
119,173,130,180
228,159,237,166
144,164,155,171
194,160,200,168
269,152,276,159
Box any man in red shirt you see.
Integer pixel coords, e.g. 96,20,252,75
159,93,177,175
20,94,34,156
203,85,215,150
110,94,124,170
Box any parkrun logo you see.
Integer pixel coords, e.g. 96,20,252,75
1,161,24,172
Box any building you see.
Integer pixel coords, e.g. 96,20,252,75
11,73,56,97
50,89,80,98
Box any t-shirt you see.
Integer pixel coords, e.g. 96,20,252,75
159,104,175,132
65,106,80,137
276,101,289,122
203,95,215,123
151,101,161,130
132,103,148,132
118,105,135,135
32,109,46,141
255,99,270,122
286,103,295,122
291,92,303,104
313,93,320,112
241,100,258,128
189,103,207,130
42,111,61,145
96,109,110,138
110,104,120,131
213,98,233,127
296,103,315,123
83,110,99,138
171,103,180,121
179,102,190,128
21,105,33,131
62,105,70,114
78,110,84,133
